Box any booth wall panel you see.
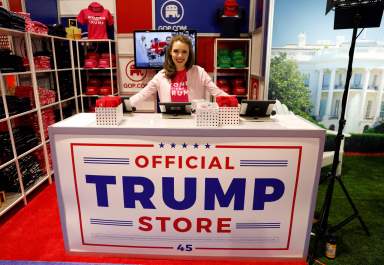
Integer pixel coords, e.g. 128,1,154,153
117,35,134,55
9,0,23,12
25,0,58,24
196,36,215,73
116,0,152,33
58,0,115,16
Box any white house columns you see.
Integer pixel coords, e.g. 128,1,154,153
314,69,324,118
359,68,371,121
374,69,384,120
324,68,336,119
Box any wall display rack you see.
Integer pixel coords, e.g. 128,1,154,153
0,27,79,217
213,38,252,101
75,39,119,112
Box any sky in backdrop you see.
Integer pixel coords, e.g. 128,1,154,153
272,0,384,47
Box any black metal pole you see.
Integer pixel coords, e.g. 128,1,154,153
319,20,358,232
308,18,359,264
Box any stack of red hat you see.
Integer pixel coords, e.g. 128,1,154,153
216,96,238,107
96,96,121,108
84,52,99,68
98,53,116,68
99,78,115,95
216,79,231,94
232,78,247,95
85,77,102,95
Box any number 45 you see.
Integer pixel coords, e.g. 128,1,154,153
177,244,193,252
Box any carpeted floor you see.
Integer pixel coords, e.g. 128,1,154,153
0,183,307,265
0,260,134,265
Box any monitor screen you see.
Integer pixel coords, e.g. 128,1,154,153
159,102,192,116
133,30,197,69
240,100,276,118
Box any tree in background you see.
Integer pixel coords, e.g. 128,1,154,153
269,53,313,120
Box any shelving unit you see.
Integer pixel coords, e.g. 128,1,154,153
75,39,119,112
0,27,79,217
213,38,252,101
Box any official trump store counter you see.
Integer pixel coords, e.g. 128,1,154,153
49,113,325,260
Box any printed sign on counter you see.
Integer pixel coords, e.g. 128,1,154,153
53,132,321,258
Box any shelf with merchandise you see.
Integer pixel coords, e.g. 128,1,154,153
0,25,80,218
214,38,252,100
75,38,119,112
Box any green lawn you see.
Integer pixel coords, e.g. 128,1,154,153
312,156,384,265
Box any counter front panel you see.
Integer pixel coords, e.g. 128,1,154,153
49,113,324,259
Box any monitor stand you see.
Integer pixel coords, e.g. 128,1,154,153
240,116,274,122
161,113,193,119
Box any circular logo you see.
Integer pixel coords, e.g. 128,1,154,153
126,60,147,82
160,0,184,25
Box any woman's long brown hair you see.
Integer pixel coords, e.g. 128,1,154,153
163,35,195,79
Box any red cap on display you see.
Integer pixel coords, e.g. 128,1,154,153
216,96,238,107
224,0,239,16
96,96,121,108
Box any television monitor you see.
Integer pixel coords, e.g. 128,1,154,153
159,102,192,118
133,30,197,69
240,100,276,120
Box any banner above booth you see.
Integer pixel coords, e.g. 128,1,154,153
154,0,250,33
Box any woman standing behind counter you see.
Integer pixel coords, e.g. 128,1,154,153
129,35,228,107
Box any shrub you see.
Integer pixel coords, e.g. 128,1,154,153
366,122,384,133
344,133,384,153
324,133,337,152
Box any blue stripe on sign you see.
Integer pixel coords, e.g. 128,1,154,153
240,160,288,162
240,162,287,164
240,165,287,167
240,162,288,164
236,226,280,229
91,218,132,222
90,218,134,226
236,225,280,227
237,222,280,225
84,160,130,162
236,222,281,229
84,157,130,160
84,162,130,165
90,220,133,224
91,220,133,224
90,222,133,227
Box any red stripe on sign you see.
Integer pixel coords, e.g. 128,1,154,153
71,143,154,147
70,143,86,245
216,145,301,149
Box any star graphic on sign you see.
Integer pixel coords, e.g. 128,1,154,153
159,142,165,148
193,143,199,149
182,143,188,148
205,143,211,149
171,143,176,148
